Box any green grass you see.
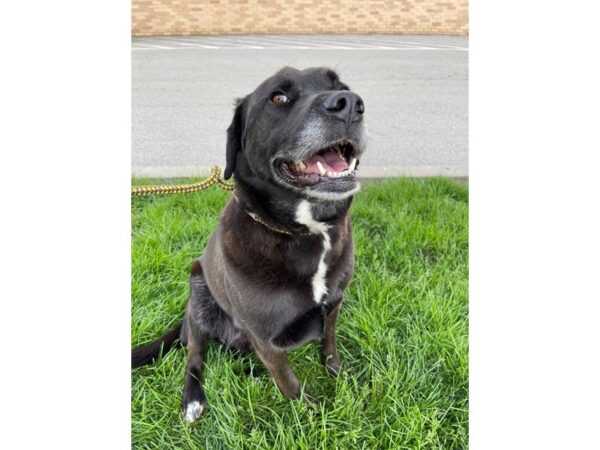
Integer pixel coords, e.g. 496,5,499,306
132,178,468,450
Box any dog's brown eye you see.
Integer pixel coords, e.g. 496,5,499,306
272,94,289,105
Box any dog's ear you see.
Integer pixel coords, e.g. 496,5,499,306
224,97,247,180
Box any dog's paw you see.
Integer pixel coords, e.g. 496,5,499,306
324,354,342,376
184,400,205,424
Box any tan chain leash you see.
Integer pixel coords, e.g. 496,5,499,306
131,166,234,197
131,166,310,236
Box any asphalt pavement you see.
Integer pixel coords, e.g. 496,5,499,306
132,35,468,178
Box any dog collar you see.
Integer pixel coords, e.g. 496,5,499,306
245,210,297,235
234,195,311,236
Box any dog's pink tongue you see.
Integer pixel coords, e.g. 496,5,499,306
304,150,349,174
322,150,349,171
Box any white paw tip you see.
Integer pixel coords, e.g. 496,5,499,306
184,400,204,423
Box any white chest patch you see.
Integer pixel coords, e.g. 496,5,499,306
295,200,331,304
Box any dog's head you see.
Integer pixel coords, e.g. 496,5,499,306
224,67,367,201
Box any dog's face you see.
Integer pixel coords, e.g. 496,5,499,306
224,67,367,201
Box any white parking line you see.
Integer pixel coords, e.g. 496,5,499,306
132,46,467,51
135,44,173,49
369,35,466,46
392,40,466,49
285,36,375,48
337,35,466,49
214,36,341,48
146,38,220,48
132,35,469,51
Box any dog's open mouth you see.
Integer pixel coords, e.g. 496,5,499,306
279,139,358,187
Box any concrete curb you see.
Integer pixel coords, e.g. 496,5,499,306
131,165,468,179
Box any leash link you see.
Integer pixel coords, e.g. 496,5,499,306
131,166,234,197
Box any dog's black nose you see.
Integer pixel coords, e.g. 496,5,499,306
323,91,365,123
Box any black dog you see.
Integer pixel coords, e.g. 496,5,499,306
132,67,367,423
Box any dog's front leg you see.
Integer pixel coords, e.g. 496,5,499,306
250,336,301,399
182,323,207,424
321,302,342,375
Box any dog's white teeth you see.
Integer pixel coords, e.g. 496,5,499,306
317,161,326,176
295,160,307,171
327,170,334,177
348,158,357,172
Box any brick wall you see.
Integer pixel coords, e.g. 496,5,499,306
132,0,468,36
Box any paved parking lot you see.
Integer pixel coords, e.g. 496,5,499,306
132,35,468,178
